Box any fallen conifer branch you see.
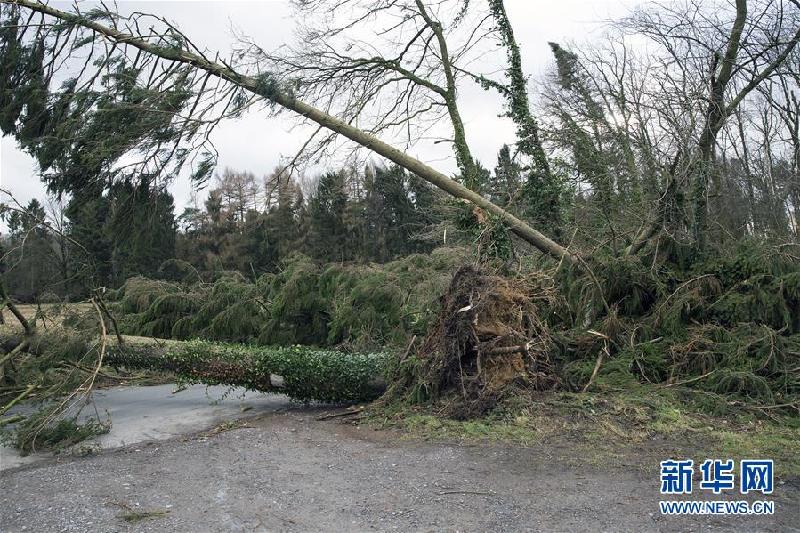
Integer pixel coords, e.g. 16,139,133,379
0,383,36,416
0,414,25,427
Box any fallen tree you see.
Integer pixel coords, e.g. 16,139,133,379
0,0,577,265
2,241,799,427
105,340,389,404
97,249,465,350
74,240,800,417
0,333,389,405
0,324,387,451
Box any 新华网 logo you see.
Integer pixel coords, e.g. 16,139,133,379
660,458,773,495
659,458,775,516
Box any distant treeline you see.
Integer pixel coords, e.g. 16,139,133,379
1,164,451,301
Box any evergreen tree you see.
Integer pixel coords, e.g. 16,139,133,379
66,188,112,292
406,173,443,254
106,179,176,282
490,145,521,207
4,199,60,300
307,171,349,262
366,166,419,260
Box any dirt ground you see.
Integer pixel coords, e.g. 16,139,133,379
2,407,798,533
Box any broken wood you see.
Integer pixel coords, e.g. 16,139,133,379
93,291,125,346
315,407,365,421
581,340,609,393
0,282,34,337
484,342,533,356
0,414,24,427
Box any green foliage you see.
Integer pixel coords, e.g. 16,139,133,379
104,240,799,410
157,259,200,284
172,164,443,280
107,341,389,404
485,1,564,235
138,292,201,339
110,248,465,350
104,179,177,282
553,242,800,407
259,253,328,345
322,264,405,347
114,276,182,314
7,410,110,456
0,10,198,194
197,280,265,342
191,152,217,186
307,171,350,262
0,331,113,454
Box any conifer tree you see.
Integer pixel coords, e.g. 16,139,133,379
307,171,349,262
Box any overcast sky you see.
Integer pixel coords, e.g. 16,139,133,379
0,0,637,228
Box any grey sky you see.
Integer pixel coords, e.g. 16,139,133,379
0,0,634,226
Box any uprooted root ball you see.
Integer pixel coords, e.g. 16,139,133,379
388,265,559,418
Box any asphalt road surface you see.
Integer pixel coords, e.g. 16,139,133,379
1,384,287,471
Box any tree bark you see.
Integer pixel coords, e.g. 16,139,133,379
0,281,33,337
414,0,478,189
691,0,747,250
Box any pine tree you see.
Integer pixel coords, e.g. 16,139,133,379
66,189,112,292
490,145,521,207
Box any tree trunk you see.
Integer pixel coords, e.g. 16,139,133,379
7,0,578,265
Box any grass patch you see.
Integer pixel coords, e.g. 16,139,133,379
712,422,800,474
372,385,800,476
401,413,543,445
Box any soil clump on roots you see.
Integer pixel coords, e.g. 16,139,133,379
390,266,559,418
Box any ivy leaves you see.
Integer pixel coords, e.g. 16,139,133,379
108,341,388,404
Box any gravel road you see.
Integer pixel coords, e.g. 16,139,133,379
1,406,797,532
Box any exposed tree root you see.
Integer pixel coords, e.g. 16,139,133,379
387,266,559,418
